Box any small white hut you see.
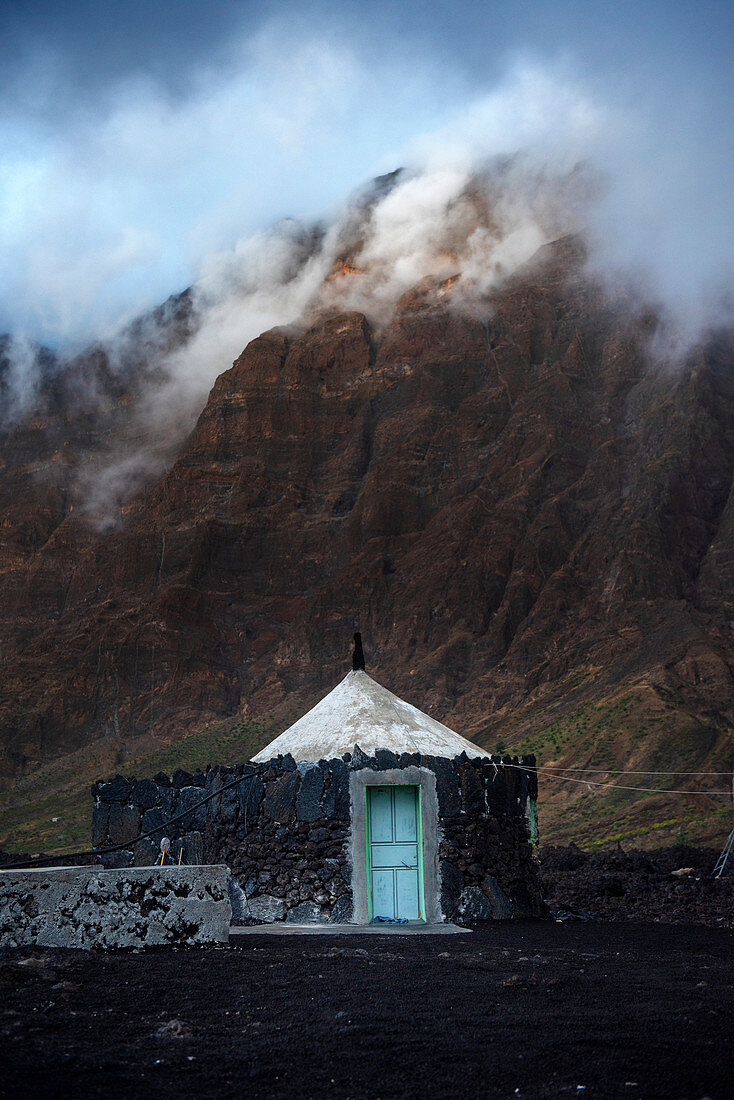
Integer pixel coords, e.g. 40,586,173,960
94,635,541,924
245,634,539,924
251,638,491,922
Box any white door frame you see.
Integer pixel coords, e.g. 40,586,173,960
348,764,442,924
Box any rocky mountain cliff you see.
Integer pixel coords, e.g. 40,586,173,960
1,204,733,844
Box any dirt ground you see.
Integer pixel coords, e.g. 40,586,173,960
1,921,733,1100
2,844,733,1098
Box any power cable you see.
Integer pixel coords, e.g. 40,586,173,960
494,758,732,797
531,768,732,796
2,737,729,871
533,767,731,776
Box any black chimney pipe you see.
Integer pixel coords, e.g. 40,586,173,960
352,632,366,671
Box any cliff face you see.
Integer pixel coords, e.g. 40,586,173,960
1,234,733,835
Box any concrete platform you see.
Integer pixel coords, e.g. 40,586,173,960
229,921,470,938
1,865,231,949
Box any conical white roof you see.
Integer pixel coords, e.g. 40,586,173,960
251,669,491,764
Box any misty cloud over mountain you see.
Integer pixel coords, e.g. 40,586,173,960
1,0,732,525
0,1,731,354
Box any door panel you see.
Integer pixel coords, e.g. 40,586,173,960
371,869,395,918
368,786,422,921
369,787,393,843
371,843,419,868
395,868,420,919
394,786,418,842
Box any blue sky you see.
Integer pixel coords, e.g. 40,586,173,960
1,0,732,346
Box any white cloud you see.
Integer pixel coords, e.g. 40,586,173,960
409,60,603,173
1,14,731,358
0,24,452,346
1,18,732,525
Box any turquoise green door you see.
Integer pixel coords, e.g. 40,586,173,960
367,785,422,920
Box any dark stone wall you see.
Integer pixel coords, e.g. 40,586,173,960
91,751,541,923
209,756,353,923
434,755,542,920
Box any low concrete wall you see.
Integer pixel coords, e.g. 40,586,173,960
0,866,231,949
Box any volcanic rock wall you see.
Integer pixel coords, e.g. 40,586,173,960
92,751,541,923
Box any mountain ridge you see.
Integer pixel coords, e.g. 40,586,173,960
1,205,733,848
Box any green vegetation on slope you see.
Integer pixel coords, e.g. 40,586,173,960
0,713,282,856
479,684,733,850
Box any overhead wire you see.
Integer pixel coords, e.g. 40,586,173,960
493,757,732,797
2,752,729,873
3,682,730,870
533,766,731,775
529,768,731,796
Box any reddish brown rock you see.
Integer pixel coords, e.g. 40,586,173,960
0,235,732,847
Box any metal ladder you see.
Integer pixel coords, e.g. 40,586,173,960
713,827,734,879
